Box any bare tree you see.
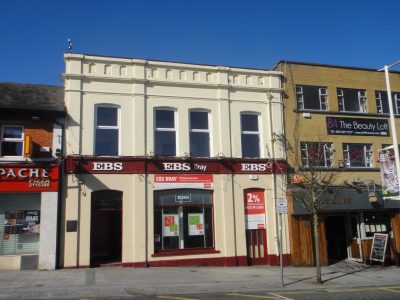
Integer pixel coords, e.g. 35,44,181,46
275,134,342,284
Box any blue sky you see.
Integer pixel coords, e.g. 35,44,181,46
1,0,399,86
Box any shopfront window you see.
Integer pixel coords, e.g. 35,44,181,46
154,189,213,252
364,211,391,238
0,196,40,255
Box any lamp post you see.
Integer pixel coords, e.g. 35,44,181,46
379,60,400,200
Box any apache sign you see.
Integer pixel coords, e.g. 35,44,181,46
326,116,390,136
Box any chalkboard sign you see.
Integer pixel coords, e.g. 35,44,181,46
370,233,388,262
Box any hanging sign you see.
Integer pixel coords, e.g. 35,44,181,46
188,213,204,236
163,214,179,237
244,190,266,229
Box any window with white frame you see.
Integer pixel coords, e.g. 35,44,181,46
189,111,210,157
241,113,260,158
1,125,24,157
296,85,328,111
155,109,176,156
300,142,334,167
342,143,373,167
95,106,119,156
337,88,367,113
375,91,400,115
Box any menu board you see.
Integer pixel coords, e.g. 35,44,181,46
370,233,388,262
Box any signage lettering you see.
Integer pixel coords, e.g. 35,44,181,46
162,162,191,171
241,163,272,172
0,168,49,179
326,117,390,136
92,162,123,171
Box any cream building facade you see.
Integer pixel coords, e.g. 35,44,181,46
62,53,288,267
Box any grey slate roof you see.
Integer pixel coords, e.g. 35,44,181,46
0,82,65,113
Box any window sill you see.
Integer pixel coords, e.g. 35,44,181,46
152,248,219,257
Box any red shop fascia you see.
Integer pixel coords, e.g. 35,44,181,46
0,163,60,192
64,155,287,175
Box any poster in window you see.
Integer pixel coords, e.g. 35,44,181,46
163,214,179,237
244,190,266,229
4,210,40,235
188,213,204,236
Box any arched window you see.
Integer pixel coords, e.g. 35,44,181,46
94,105,120,156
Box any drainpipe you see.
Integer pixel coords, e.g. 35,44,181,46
144,63,149,267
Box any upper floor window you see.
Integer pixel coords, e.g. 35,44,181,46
342,143,372,168
296,85,328,111
337,88,367,113
155,109,176,156
241,113,260,158
95,106,119,156
376,91,400,115
300,142,333,167
189,111,210,157
0,125,24,157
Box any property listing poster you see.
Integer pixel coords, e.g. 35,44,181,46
188,213,204,236
163,214,179,237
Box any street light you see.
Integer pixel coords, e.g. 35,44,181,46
378,60,400,200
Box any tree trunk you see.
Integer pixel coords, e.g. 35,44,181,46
312,209,322,284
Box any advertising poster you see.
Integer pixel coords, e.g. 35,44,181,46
154,174,213,189
4,210,40,235
244,190,266,229
163,214,179,237
188,213,204,236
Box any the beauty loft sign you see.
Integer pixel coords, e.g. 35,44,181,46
326,116,390,136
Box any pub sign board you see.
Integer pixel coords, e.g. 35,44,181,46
326,116,390,136
370,233,388,262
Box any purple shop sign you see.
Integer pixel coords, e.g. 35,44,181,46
326,116,390,136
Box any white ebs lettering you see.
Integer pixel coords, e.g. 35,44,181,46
162,163,191,171
92,162,123,171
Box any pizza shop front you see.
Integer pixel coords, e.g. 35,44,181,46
0,164,60,270
63,156,287,268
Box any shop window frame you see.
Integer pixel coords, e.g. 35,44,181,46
189,109,211,157
342,143,373,168
300,141,334,168
153,189,216,256
154,108,177,157
94,105,120,156
0,125,24,158
296,85,328,111
240,112,262,158
337,88,367,113
375,91,400,115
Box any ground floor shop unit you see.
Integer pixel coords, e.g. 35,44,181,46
288,189,400,266
0,164,60,270
61,156,290,268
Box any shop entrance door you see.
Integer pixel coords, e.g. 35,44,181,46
325,216,348,264
246,229,267,265
348,214,363,261
90,190,122,267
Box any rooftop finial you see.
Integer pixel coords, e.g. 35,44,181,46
67,38,73,53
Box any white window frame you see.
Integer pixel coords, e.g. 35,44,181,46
296,85,328,111
343,143,373,168
189,110,212,157
376,91,400,115
154,108,177,156
94,105,120,156
240,113,262,158
300,142,334,167
0,125,24,158
337,88,367,113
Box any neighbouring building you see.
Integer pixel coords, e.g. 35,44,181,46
61,53,288,268
0,82,64,270
274,61,400,266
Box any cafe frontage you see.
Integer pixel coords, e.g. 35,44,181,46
61,156,288,268
0,164,60,270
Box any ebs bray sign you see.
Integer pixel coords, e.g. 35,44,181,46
326,116,390,136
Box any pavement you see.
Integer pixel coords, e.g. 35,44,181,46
0,260,399,299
